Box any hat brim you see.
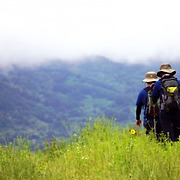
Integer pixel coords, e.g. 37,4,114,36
142,78,158,83
157,69,176,77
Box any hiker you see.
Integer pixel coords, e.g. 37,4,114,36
152,63,180,142
136,71,163,136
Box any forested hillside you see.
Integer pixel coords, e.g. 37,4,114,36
0,57,179,146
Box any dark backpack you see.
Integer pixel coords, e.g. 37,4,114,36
145,86,160,117
161,76,180,113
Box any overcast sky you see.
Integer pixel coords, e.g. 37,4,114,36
0,0,180,67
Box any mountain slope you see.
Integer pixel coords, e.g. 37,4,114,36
0,57,179,145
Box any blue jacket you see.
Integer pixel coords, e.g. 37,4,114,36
136,86,155,125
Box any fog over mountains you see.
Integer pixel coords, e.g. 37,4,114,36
1,0,180,67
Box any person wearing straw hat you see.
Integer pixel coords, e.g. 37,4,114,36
136,71,163,136
152,63,180,141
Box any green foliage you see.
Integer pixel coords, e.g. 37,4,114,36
0,117,180,179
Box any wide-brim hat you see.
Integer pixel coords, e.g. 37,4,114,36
157,63,176,77
142,71,158,83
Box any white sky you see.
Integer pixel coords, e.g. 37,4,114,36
0,0,180,66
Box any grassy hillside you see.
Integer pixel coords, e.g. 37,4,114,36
0,57,180,146
0,117,179,180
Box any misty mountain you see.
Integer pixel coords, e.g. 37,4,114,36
0,57,179,146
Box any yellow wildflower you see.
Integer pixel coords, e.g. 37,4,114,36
130,129,136,135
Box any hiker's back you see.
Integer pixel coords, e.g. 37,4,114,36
161,75,180,113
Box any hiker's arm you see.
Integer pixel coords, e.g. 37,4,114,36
136,105,141,120
136,105,142,127
136,90,144,127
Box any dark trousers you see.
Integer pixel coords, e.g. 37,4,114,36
144,117,163,138
160,112,180,142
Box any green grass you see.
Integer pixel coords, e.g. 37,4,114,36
0,117,180,180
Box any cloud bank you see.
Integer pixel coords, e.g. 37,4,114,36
1,0,180,67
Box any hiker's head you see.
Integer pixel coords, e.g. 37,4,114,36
157,63,176,77
143,71,158,84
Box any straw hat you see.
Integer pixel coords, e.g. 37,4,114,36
142,71,158,83
157,63,176,77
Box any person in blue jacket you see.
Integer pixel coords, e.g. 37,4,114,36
152,63,180,142
136,72,163,135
